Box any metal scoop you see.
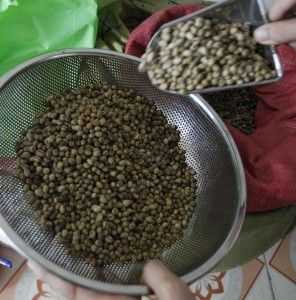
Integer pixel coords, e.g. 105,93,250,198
142,0,283,94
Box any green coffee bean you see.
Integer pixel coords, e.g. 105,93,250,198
141,17,276,93
16,83,197,266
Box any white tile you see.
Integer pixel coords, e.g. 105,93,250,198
264,241,281,263
245,267,274,300
190,268,243,300
13,267,38,300
268,268,296,300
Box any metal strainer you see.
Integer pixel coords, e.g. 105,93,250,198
0,49,246,296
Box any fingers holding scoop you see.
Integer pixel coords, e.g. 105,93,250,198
254,0,296,48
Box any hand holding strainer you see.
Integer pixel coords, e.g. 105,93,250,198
0,49,246,296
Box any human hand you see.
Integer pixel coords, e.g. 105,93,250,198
142,260,195,300
254,0,296,48
29,260,195,300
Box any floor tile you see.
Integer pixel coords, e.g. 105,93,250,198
240,259,266,300
245,266,275,300
268,268,296,300
269,229,296,284
0,264,67,300
265,228,296,300
190,258,267,300
191,268,242,300
264,241,281,263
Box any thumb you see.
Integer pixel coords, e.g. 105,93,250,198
254,19,296,45
143,260,195,300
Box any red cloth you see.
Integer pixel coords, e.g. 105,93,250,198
125,4,296,212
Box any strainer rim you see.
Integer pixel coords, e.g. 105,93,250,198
0,48,246,296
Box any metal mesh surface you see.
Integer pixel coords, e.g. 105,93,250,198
0,50,245,295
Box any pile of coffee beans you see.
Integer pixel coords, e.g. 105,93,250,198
140,17,276,93
15,84,196,266
206,88,258,135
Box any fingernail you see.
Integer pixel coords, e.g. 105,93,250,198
142,260,165,281
146,259,165,270
254,27,271,43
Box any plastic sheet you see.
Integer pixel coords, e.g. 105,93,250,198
0,0,98,76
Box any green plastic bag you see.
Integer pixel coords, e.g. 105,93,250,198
0,0,98,76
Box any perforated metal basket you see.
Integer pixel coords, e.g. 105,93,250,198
0,49,246,296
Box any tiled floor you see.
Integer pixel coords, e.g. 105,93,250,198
0,227,295,300
190,227,296,300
